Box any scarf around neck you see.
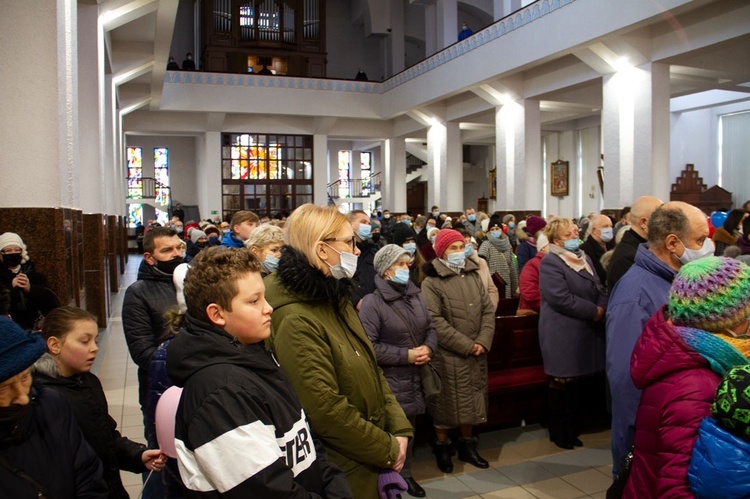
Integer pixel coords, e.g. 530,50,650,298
674,325,750,376
548,243,593,276
489,233,512,252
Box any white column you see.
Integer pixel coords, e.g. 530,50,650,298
436,0,458,50
196,132,222,219
314,134,329,206
424,5,437,56
0,0,78,208
384,138,407,212
78,2,102,213
603,62,671,207
389,0,405,76
427,121,463,211
495,98,541,210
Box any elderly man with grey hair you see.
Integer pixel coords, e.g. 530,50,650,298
605,201,713,477
580,214,614,284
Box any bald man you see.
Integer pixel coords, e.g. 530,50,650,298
580,215,614,284
606,196,663,293
605,201,712,476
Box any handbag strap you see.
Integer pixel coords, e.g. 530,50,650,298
374,290,420,348
0,456,49,498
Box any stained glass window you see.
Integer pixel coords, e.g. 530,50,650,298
127,147,143,199
221,133,313,221
361,152,372,195
338,150,351,199
154,147,170,207
127,204,143,228
155,208,169,226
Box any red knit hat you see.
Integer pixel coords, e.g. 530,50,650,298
434,229,465,259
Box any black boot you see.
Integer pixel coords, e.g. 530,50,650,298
403,477,426,497
457,437,489,469
433,440,453,473
565,381,584,447
548,386,575,450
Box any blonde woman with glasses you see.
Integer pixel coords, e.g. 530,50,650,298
264,204,413,498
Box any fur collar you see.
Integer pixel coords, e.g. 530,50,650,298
276,245,355,309
32,352,60,378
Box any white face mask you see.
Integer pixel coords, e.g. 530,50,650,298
677,237,714,265
324,243,358,279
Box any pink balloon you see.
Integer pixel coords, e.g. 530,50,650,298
155,385,183,459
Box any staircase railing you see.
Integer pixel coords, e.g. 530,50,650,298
327,171,381,199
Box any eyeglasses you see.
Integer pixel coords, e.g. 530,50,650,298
323,236,357,252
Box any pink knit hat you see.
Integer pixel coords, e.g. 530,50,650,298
434,229,465,259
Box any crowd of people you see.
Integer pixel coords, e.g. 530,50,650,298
2,197,750,498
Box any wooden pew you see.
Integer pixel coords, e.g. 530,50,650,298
484,311,548,427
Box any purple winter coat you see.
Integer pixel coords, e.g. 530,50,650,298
624,307,720,499
538,249,608,378
359,276,438,416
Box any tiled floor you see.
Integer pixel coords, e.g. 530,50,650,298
96,255,614,498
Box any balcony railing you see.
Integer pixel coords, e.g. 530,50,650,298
327,171,381,199
128,177,172,211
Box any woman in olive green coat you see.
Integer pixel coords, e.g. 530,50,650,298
264,204,413,498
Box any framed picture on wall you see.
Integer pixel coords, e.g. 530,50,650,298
489,168,497,200
551,160,569,197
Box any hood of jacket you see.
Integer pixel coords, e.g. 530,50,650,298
136,258,176,283
166,313,277,387
265,245,355,311
633,243,676,283
630,306,709,390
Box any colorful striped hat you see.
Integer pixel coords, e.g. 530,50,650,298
669,257,750,332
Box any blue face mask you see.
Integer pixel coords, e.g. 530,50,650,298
390,268,410,285
464,245,474,257
564,239,580,252
446,251,466,267
261,254,279,273
356,223,371,241
508,222,515,229
402,242,417,255
433,211,440,218
490,230,502,239
467,214,476,222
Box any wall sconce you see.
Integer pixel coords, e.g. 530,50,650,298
588,185,595,199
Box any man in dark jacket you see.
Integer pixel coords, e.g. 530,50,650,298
167,247,351,498
606,201,710,477
580,214,614,285
349,210,379,309
606,195,662,293
123,227,182,415
0,316,107,498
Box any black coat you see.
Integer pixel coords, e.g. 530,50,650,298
33,354,146,498
0,261,57,330
606,229,646,294
580,237,612,286
122,259,178,409
0,385,107,498
350,240,378,306
166,314,352,498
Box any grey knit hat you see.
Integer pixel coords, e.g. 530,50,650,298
373,244,411,277
190,229,207,244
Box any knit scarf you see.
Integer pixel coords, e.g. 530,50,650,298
439,258,465,275
488,233,512,253
548,244,593,276
674,325,750,376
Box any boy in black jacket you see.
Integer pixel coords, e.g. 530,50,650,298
166,247,351,498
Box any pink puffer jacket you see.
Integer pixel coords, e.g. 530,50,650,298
623,307,720,499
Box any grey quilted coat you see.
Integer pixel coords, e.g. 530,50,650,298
420,258,496,426
359,276,439,416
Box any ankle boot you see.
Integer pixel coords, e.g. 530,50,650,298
457,437,489,469
548,387,575,450
433,440,453,473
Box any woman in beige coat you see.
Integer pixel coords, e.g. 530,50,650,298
421,229,496,473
